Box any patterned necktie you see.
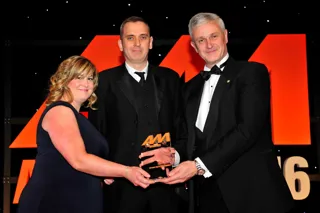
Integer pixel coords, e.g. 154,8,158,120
134,72,146,86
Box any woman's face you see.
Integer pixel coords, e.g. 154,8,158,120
67,74,94,105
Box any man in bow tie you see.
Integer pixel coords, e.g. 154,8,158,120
158,12,294,213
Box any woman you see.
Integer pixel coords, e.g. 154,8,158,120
18,55,152,213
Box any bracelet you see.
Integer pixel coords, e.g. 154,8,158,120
125,166,129,178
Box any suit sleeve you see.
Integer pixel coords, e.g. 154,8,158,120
172,73,188,162
200,63,271,177
88,74,108,138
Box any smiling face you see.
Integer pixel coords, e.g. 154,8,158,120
47,55,98,111
190,20,228,69
67,74,94,106
118,21,153,67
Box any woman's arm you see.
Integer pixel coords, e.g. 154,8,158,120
42,105,151,188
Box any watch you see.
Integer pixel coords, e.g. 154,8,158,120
194,160,205,176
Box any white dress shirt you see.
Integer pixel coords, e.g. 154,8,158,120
195,53,229,178
125,62,149,81
124,62,181,166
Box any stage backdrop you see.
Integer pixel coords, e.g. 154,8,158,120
9,34,311,203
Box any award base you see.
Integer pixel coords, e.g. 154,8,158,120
140,158,172,179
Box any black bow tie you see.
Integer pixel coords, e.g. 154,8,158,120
200,61,227,81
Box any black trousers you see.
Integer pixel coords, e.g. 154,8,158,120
194,176,230,213
104,179,179,213
193,127,229,213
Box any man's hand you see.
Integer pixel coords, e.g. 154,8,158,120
156,161,197,184
139,147,175,169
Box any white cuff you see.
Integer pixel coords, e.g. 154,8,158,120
195,157,212,178
173,151,180,167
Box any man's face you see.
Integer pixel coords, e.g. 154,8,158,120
191,20,228,68
118,21,153,65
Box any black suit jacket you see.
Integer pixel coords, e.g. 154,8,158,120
183,57,294,213
89,63,187,167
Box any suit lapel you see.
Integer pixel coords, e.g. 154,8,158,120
186,74,205,129
117,64,138,114
187,75,205,126
150,66,164,117
185,74,204,158
203,58,238,140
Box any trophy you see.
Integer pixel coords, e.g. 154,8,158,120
140,132,172,179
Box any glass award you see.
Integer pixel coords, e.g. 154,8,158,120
140,132,172,179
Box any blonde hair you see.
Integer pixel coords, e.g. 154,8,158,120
46,55,98,110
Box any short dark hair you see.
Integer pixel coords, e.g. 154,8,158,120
119,16,150,38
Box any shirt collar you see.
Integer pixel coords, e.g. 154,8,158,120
204,53,229,71
125,61,149,76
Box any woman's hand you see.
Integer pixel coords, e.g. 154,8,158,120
124,166,153,188
103,178,114,185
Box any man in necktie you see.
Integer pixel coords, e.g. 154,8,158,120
158,12,295,213
88,16,187,213
135,71,146,86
